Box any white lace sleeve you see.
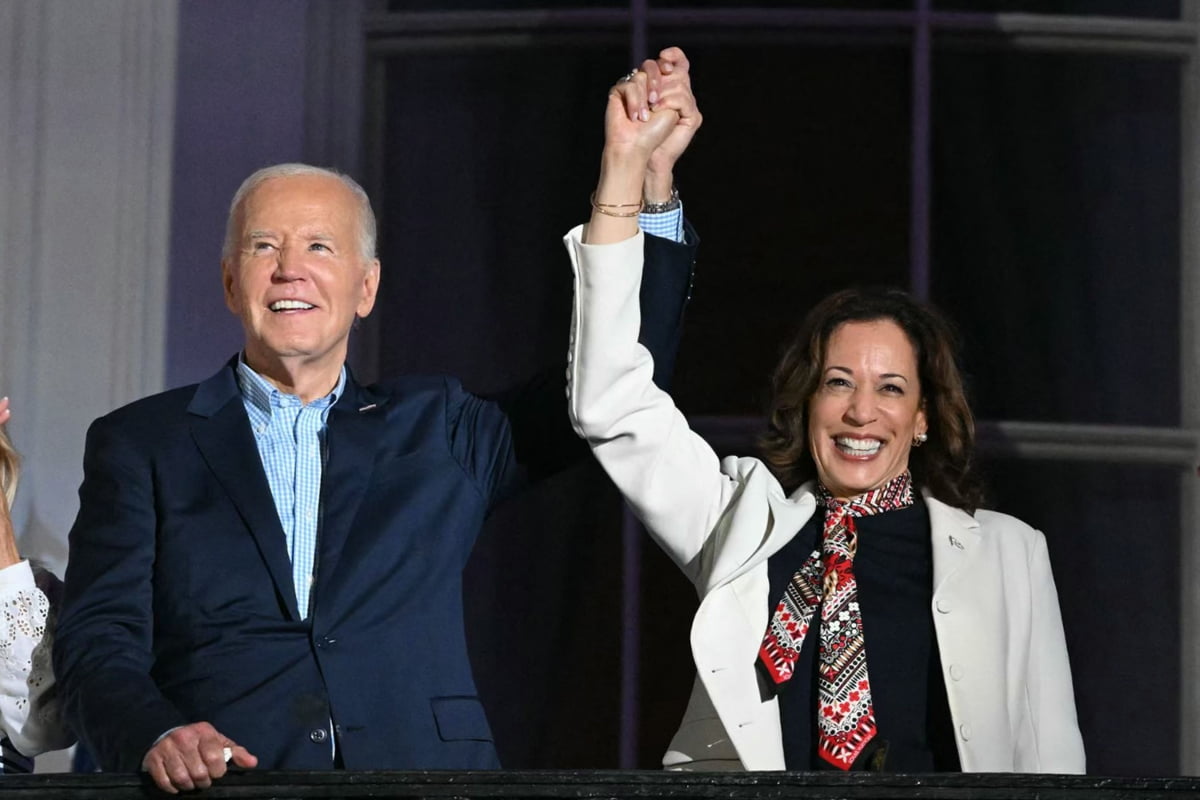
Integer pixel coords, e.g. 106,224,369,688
0,562,72,757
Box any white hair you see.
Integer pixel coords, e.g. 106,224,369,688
221,163,377,262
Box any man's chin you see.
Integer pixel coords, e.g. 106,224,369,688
249,340,349,365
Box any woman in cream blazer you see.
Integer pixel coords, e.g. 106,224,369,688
566,54,1084,773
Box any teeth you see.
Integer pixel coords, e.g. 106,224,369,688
835,437,881,455
270,300,315,311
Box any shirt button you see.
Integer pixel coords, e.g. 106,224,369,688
935,599,951,614
958,724,972,741
949,664,964,681
310,728,328,743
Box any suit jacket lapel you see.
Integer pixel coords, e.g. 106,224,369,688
313,375,387,609
187,362,301,621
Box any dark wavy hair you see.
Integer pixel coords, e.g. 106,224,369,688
760,287,984,511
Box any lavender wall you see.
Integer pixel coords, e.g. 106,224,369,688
166,0,310,387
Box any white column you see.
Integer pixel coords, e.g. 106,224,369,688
0,0,178,576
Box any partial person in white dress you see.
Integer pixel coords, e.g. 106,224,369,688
0,397,74,771
562,51,1084,773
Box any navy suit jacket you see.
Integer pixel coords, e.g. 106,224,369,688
54,230,696,772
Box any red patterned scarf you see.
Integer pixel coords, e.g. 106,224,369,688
758,470,914,769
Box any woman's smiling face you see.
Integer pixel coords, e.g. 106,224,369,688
806,319,927,500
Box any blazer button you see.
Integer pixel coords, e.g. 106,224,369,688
949,664,964,681
958,724,972,741
310,728,329,743
935,599,951,614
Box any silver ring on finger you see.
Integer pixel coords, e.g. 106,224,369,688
617,69,638,84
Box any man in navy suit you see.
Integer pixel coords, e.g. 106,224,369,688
54,51,699,794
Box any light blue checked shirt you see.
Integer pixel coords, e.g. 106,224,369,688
236,357,346,621
639,204,684,242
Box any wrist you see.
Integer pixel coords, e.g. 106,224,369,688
601,146,652,175
643,169,674,204
642,185,679,214
595,161,645,208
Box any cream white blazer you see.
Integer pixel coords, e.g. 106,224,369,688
563,226,1085,773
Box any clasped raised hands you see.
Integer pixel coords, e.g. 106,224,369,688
605,47,702,170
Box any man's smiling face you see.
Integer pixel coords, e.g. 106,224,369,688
222,173,380,378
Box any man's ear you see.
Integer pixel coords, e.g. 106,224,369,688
356,258,381,319
221,260,239,313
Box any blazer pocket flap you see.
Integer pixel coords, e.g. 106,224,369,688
431,696,493,742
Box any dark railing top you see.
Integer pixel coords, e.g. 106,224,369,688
3,770,1200,799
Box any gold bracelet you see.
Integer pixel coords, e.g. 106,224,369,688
590,191,642,218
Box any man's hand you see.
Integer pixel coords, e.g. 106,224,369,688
142,721,257,795
641,47,702,202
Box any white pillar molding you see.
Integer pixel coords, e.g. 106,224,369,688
0,0,178,576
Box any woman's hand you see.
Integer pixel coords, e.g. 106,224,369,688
604,69,679,163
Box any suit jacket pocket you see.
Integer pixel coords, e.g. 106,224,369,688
431,696,493,742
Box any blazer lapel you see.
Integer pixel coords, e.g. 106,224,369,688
691,477,817,773
188,362,301,621
707,472,819,592
926,493,983,598
312,375,387,608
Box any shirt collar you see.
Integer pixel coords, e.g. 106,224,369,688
235,354,346,413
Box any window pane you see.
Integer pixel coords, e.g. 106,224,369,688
374,45,628,388
651,0,913,8
663,44,912,414
387,0,625,9
933,0,1179,17
979,458,1182,775
931,52,1179,426
374,43,911,413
